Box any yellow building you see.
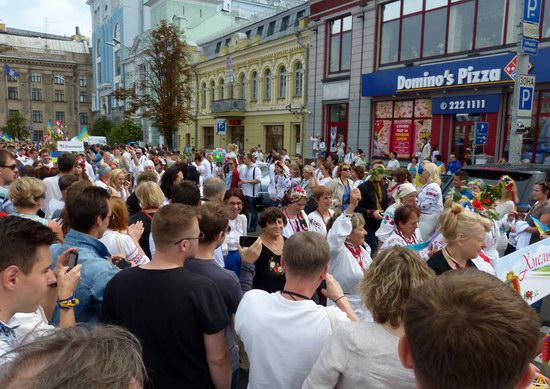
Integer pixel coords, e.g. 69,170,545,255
182,3,309,156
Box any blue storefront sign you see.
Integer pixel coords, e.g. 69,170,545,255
362,48,550,97
432,94,500,114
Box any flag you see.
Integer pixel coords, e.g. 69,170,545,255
76,127,88,141
46,120,53,137
0,133,12,142
3,64,20,78
530,215,550,235
404,240,431,252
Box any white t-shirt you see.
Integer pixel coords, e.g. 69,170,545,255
43,175,61,215
47,198,65,220
235,290,349,389
387,159,400,170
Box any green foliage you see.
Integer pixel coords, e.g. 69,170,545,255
5,111,29,140
91,116,114,137
107,118,143,144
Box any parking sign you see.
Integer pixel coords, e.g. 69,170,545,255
517,74,536,117
475,122,489,145
524,0,542,24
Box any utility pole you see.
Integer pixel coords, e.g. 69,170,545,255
509,0,541,165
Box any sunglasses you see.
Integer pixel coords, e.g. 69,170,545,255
0,164,17,170
341,167,350,171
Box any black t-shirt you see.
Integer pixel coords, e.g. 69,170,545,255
101,267,229,389
427,250,476,275
252,243,286,293
129,210,156,258
126,192,141,215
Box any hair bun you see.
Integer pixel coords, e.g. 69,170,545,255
450,203,464,215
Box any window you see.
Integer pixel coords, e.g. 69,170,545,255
115,51,121,77
55,111,65,123
329,15,352,73
294,63,303,97
79,75,87,87
264,69,272,100
230,83,235,99
267,21,276,36
31,73,42,83
210,81,215,102
215,42,221,54
265,125,283,152
182,5,185,14
225,38,230,47
80,112,89,125
201,82,207,108
96,40,101,58
251,72,258,101
219,79,225,100
256,26,264,36
80,92,88,103
54,74,65,85
31,88,43,101
33,130,43,142
32,110,43,123
278,66,287,98
7,87,18,100
239,74,246,100
373,99,432,158
245,30,251,38
295,10,305,27
55,90,65,102
7,72,18,82
379,0,514,65
281,16,289,31
203,127,214,149
8,110,18,116
97,63,102,83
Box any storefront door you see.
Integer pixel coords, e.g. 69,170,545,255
230,126,244,153
326,104,348,156
451,121,475,163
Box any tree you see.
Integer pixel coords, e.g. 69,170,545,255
107,118,143,145
91,116,114,137
114,20,194,148
5,111,29,140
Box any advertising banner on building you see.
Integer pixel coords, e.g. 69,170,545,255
392,122,412,157
494,238,550,304
373,120,391,157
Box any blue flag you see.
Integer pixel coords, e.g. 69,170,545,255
3,64,20,78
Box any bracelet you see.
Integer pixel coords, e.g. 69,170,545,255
56,296,80,311
334,295,346,303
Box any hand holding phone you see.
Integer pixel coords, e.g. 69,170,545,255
67,251,79,270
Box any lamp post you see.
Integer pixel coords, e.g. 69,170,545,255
55,75,81,136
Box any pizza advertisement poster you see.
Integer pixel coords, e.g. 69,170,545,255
392,121,412,158
414,119,432,155
494,238,550,304
374,120,391,157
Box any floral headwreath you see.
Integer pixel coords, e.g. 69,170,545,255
455,181,503,220
281,186,308,206
367,166,390,182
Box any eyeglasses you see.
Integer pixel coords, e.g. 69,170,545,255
0,164,16,170
226,226,231,234
104,214,115,222
341,167,350,171
173,231,205,245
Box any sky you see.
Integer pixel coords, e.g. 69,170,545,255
0,0,92,38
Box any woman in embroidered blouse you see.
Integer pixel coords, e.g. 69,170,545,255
380,205,428,260
240,207,287,293
427,204,490,275
308,185,334,237
417,162,443,241
268,160,292,207
329,163,353,212
303,246,434,389
108,168,131,202
222,189,247,276
327,188,372,320
280,187,310,239
376,183,417,244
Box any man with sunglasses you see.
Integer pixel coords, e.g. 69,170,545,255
101,204,231,389
0,149,17,214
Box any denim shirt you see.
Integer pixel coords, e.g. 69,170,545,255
50,229,118,325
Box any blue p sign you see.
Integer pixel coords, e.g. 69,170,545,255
519,87,533,111
524,0,541,24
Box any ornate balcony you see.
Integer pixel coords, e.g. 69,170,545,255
212,99,246,113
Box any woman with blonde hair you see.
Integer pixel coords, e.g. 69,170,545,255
329,162,353,212
129,181,165,258
427,204,490,275
9,177,64,242
417,162,443,240
108,168,131,201
303,246,434,388
100,197,150,267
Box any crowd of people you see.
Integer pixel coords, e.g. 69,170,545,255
0,139,547,389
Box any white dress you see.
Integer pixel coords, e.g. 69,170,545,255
327,213,372,320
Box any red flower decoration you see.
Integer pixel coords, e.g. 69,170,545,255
472,199,485,211
0,212,8,218
482,198,492,205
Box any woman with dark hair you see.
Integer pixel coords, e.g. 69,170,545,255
351,165,367,188
386,167,412,206
74,156,92,183
223,189,248,276
524,181,550,245
225,157,241,189
280,187,310,238
159,165,184,204
240,207,287,293
380,205,426,259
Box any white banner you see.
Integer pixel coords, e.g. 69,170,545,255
57,140,84,152
494,238,550,304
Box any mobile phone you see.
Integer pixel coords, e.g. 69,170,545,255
67,251,79,270
240,236,258,248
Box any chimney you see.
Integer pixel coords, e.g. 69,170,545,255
75,26,80,35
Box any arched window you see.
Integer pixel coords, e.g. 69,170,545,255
295,62,303,97
201,82,207,108
113,23,120,41
264,69,272,100
219,79,225,100
278,66,287,98
251,72,258,101
210,81,215,103
96,39,101,58
239,74,246,100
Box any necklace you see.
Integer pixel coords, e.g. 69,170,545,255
344,241,367,270
316,209,331,227
396,228,417,245
282,290,311,301
284,209,309,233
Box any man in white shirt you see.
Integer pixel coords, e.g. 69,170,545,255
236,232,358,389
200,151,214,179
39,149,54,169
238,153,261,233
43,152,76,216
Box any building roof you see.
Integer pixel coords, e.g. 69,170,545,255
0,29,90,55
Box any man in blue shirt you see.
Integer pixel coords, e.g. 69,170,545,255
446,153,462,174
50,186,118,324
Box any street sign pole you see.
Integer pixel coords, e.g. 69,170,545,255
510,0,541,165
